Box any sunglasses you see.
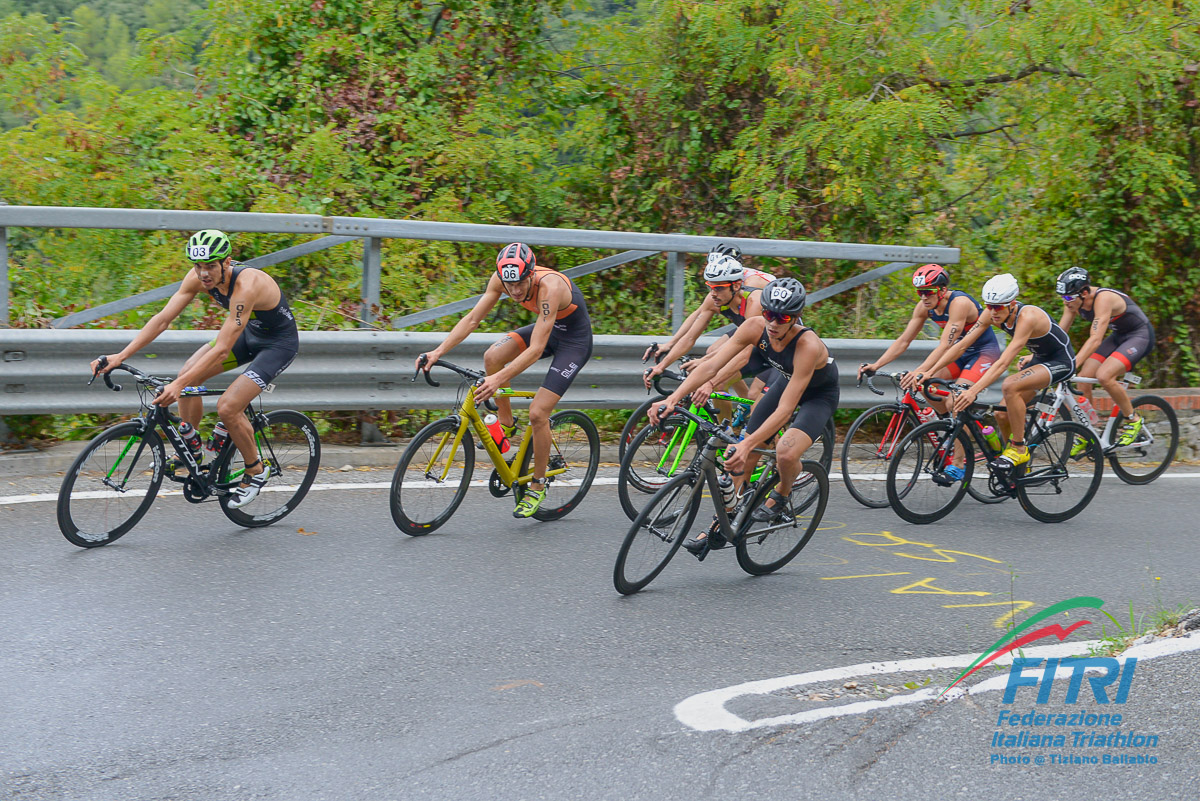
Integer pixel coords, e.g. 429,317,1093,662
762,310,797,324
705,281,734,290
916,289,940,297
1059,294,1077,302
985,303,1009,312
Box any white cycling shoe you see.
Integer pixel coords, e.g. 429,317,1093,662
227,461,272,509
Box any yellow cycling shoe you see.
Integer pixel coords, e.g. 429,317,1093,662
993,445,1030,471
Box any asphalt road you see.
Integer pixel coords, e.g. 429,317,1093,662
3,467,1199,800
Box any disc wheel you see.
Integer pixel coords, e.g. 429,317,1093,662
885,420,974,524
515,410,600,521
1017,421,1103,523
735,460,829,576
617,417,700,521
1107,395,1178,485
840,403,915,508
57,422,166,548
613,472,703,595
220,410,321,528
390,418,474,536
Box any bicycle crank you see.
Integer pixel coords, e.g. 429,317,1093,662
182,475,213,503
488,469,511,497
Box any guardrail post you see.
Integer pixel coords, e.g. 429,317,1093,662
665,252,685,330
1,224,9,329
361,236,382,328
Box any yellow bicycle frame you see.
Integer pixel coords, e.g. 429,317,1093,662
422,386,569,488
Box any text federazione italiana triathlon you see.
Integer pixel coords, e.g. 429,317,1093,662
990,709,1160,751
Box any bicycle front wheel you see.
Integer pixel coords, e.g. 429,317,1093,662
220,410,322,528
390,418,474,535
1107,395,1178,485
516,410,600,521
1017,421,1103,523
841,403,915,508
57,422,166,548
617,417,700,521
613,472,704,595
735,460,829,576
885,420,973,524
618,395,666,461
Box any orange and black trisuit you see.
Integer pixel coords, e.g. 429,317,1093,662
506,266,594,396
1077,288,1155,371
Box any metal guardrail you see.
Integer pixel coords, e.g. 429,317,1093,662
0,330,938,414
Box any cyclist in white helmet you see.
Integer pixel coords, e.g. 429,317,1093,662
917,273,1075,471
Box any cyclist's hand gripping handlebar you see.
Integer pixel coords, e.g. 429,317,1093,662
412,354,440,388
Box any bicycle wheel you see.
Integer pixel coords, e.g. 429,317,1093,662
965,422,1009,506
1017,421,1103,523
57,422,165,548
885,420,973,524
515,409,600,521
613,472,704,595
617,417,700,521
618,395,666,461
220,410,322,528
840,403,915,508
813,416,835,475
735,460,829,576
1107,395,1178,485
390,417,474,535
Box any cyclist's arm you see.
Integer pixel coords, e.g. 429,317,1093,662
171,279,260,388
1072,294,1116,366
741,336,821,450
1057,304,1077,332
488,278,568,385
656,320,758,410
652,297,720,370
96,273,201,372
424,276,504,365
912,296,971,375
923,312,990,379
964,315,1030,395
864,306,926,372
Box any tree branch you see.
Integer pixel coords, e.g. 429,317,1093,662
926,63,1086,89
937,123,1019,139
427,6,446,44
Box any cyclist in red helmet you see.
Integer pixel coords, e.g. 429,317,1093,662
415,243,593,519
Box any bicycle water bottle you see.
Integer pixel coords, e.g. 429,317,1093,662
483,413,510,453
717,472,737,508
917,406,937,424
1076,395,1099,427
205,422,230,460
981,425,1002,452
178,422,203,458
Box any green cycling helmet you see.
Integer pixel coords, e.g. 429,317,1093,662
186,230,232,262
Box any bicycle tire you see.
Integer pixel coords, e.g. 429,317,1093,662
390,417,475,535
617,416,700,522
220,410,322,528
618,395,666,461
735,460,829,576
515,409,600,521
613,471,704,595
1017,420,1103,523
814,416,835,475
885,420,973,524
57,422,166,548
840,402,915,508
1107,394,1178,485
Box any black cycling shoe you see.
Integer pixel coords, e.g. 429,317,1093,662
750,490,792,523
683,516,727,561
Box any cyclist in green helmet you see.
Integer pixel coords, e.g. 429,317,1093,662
90,230,300,508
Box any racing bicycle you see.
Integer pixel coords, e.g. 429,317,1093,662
390,358,600,535
57,360,321,548
613,405,829,595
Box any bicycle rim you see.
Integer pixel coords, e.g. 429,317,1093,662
613,472,703,595
1018,421,1103,523
57,422,165,548
1107,395,1178,485
885,420,972,524
390,418,474,535
618,417,699,521
841,403,913,508
618,396,664,461
513,410,599,521
220,410,321,528
736,460,829,576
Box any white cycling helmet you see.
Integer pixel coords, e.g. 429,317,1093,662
982,273,1020,305
704,254,745,283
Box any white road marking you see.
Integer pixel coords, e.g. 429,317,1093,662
674,632,1200,733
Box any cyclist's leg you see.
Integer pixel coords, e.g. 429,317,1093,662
704,334,736,421
924,364,958,416
485,328,540,429
950,350,1001,467
1075,343,1107,405
219,336,297,483
526,332,591,493
176,339,244,427
761,382,839,515
999,360,1066,462
1095,330,1152,420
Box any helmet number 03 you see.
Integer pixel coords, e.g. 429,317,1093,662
188,244,211,261
500,265,522,282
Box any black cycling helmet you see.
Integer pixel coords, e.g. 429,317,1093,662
707,242,742,262
760,277,806,315
1056,267,1090,296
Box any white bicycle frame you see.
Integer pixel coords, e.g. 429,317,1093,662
1031,374,1149,453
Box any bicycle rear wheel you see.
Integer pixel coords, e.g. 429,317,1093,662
735,460,829,576
617,417,700,521
1017,421,1103,523
1107,395,1178,485
885,420,973,524
613,472,704,595
812,416,835,475
57,422,165,548
618,395,666,461
390,417,474,535
516,410,600,521
840,403,914,508
220,410,322,528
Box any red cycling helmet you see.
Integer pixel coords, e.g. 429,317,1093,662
912,264,949,289
496,242,536,283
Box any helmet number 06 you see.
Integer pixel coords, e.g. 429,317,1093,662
500,266,522,282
